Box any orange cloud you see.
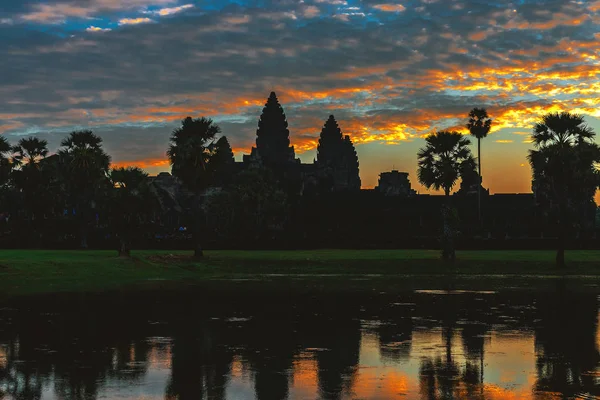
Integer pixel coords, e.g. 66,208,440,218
118,17,154,25
504,13,589,31
152,4,194,16
372,4,406,12
468,30,490,41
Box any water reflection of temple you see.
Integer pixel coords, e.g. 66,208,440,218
0,289,597,399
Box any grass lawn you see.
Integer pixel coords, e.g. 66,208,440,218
0,249,598,297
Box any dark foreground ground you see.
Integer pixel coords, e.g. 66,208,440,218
0,249,598,297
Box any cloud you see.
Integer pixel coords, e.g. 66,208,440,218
22,3,94,23
147,4,194,17
118,17,154,25
372,4,406,12
20,0,177,23
314,0,347,4
3,0,600,194
86,25,111,32
302,5,321,18
495,140,514,143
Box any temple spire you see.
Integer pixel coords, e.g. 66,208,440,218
255,92,295,167
316,115,360,191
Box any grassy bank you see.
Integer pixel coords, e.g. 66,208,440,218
0,249,598,297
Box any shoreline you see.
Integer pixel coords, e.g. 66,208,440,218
0,249,598,298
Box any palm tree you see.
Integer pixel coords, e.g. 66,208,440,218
528,112,600,268
10,138,50,234
58,130,111,248
0,136,12,185
466,108,492,224
417,131,473,261
109,167,155,257
167,117,220,258
12,137,48,167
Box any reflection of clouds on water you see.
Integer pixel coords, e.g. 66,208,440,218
485,333,536,390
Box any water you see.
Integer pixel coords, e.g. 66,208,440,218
0,282,598,399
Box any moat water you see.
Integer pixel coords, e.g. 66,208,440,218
0,280,598,399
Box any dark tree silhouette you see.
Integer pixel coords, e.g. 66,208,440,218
255,91,295,167
528,112,600,268
417,131,473,261
11,137,48,166
58,130,111,249
0,136,11,185
10,138,52,236
109,167,156,257
457,156,480,196
466,108,492,224
167,116,220,258
203,168,288,242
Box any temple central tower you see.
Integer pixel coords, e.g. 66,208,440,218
251,92,296,167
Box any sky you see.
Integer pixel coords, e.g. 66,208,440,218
1,0,600,198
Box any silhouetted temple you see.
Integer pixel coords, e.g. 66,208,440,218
376,170,416,197
244,92,298,169
144,92,597,249
240,92,361,192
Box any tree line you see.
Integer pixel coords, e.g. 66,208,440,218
417,110,600,266
0,106,598,267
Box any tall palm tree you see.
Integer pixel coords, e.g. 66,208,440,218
167,117,220,258
0,136,12,185
466,108,492,224
10,138,50,234
12,137,48,167
58,130,111,248
528,112,600,268
418,131,473,261
109,167,155,257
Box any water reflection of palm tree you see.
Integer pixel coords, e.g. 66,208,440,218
418,290,491,399
419,317,461,398
0,297,157,400
461,296,491,399
461,322,488,399
534,285,600,398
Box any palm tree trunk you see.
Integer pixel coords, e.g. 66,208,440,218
480,346,484,394
80,225,88,249
77,199,89,249
442,190,455,262
193,234,204,258
192,198,204,259
477,138,482,226
444,326,452,365
556,201,567,268
118,236,131,258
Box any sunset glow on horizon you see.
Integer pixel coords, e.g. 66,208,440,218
1,0,600,200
